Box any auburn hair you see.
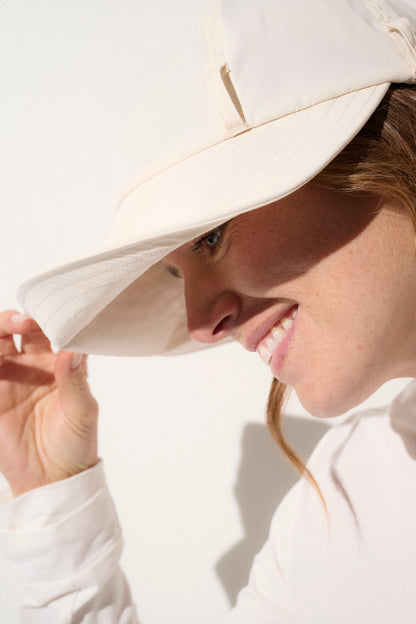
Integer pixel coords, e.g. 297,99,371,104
267,84,416,501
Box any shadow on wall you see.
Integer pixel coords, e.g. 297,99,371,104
216,415,331,606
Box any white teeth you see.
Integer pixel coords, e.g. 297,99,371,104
271,325,286,341
265,334,275,351
258,343,272,365
256,308,298,366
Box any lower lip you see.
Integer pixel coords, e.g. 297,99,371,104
269,311,298,379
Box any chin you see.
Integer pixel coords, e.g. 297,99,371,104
294,378,382,419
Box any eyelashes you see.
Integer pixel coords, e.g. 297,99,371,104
191,222,229,254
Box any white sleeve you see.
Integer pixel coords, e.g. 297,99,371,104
0,461,140,623
0,462,305,624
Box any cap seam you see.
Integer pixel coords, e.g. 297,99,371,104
117,82,390,211
25,255,158,323
116,87,387,251
38,262,152,341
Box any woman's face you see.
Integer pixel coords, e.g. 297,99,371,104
165,184,416,417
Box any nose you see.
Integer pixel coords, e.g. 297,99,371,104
185,281,241,345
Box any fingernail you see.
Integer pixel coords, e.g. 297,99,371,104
71,353,83,370
11,313,31,324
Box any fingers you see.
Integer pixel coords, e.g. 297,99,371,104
0,310,36,357
0,310,52,356
21,324,52,354
54,352,98,423
0,359,55,386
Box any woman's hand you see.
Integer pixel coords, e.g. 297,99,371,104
0,310,99,497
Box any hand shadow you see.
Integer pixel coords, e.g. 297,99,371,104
215,415,330,605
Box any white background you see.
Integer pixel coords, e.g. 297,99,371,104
0,2,410,621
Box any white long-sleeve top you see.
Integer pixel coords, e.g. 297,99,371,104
1,381,416,623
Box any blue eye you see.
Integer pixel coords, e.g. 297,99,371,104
191,224,227,253
205,229,222,247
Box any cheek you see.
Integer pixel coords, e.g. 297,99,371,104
230,217,348,294
290,263,416,416
289,310,386,418
230,235,315,293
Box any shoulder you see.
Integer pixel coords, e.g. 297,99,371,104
273,380,416,537
264,382,416,619
306,380,416,485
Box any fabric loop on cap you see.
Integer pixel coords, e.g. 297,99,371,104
384,18,416,79
366,0,416,79
202,0,248,135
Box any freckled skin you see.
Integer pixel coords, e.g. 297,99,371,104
165,184,416,418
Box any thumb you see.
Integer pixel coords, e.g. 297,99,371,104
55,351,98,421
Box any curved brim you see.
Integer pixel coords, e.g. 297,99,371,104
18,83,390,356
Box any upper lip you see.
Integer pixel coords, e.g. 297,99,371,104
241,304,297,352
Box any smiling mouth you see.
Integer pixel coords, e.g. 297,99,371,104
256,306,298,365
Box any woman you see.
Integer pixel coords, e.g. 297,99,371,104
1,0,416,621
